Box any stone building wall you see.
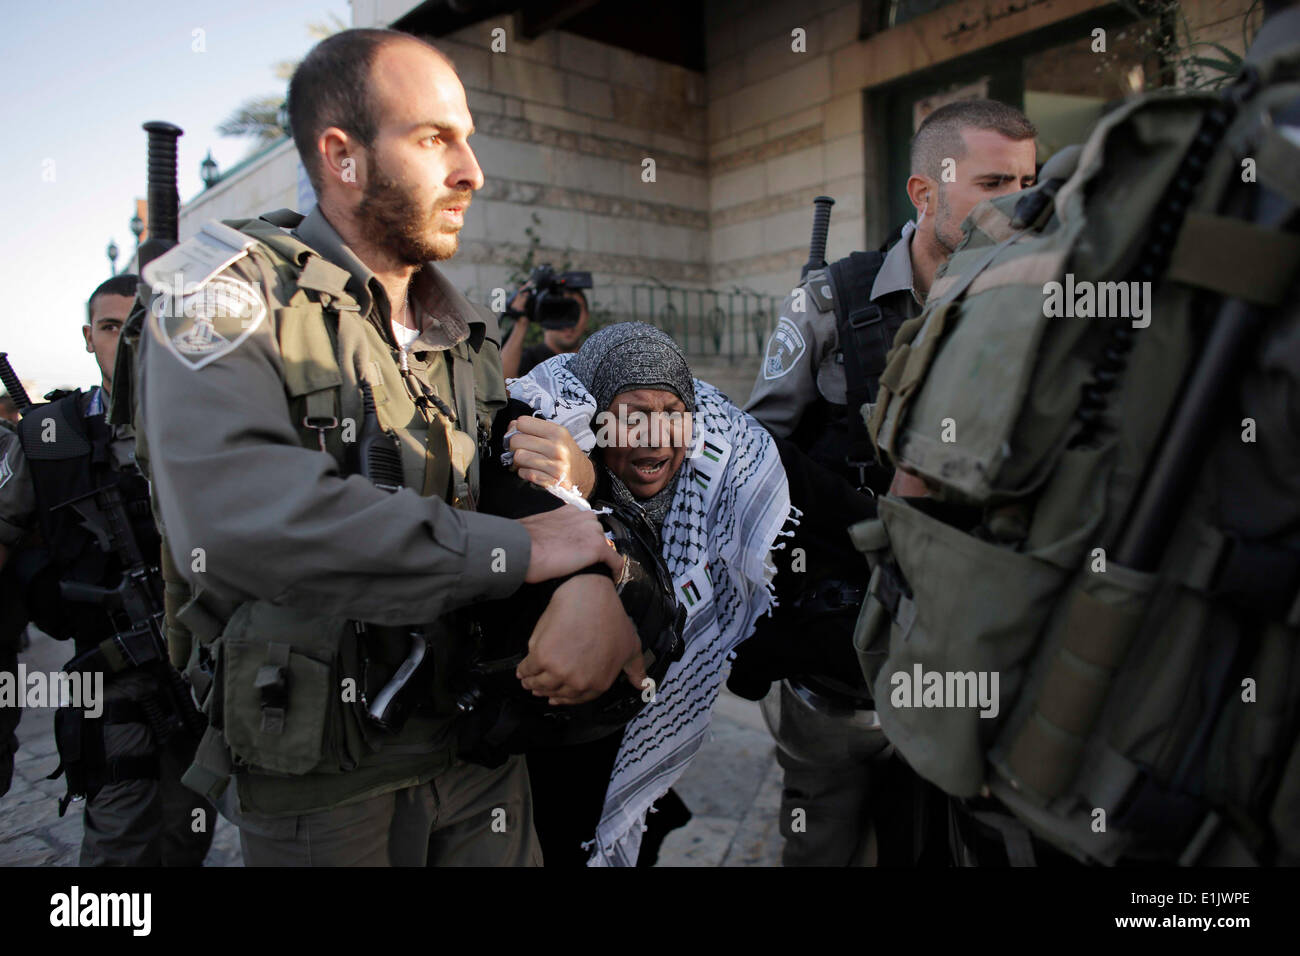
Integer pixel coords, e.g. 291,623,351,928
178,140,299,241
1180,0,1265,79
174,0,1265,400
420,18,712,329
705,0,868,300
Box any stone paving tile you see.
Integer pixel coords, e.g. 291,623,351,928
17,732,58,759
30,777,66,799
722,757,784,866
2,630,77,865
0,832,61,866
3,798,55,838
651,689,787,867
44,815,87,855
3,772,42,806
673,725,778,820
658,816,741,866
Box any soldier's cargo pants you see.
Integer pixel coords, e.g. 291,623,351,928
81,670,215,867
777,746,876,866
777,741,952,866
235,753,543,867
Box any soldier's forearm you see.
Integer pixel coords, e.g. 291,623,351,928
152,452,529,624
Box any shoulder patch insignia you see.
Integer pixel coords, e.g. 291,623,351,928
763,316,807,381
0,445,13,491
155,275,267,371
146,220,266,370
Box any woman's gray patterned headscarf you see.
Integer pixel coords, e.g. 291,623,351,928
567,322,696,415
568,323,696,526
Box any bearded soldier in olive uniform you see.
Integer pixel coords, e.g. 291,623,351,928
131,29,640,866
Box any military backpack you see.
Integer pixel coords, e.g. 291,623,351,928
852,41,1300,864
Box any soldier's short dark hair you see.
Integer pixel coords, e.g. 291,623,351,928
910,100,1037,180
86,273,139,326
288,28,455,192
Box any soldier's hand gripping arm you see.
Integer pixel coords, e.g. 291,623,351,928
138,258,608,627
516,573,645,706
519,504,622,583
743,276,838,438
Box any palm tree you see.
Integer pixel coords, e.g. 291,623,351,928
216,95,288,151
217,14,347,153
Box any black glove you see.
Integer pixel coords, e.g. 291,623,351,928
726,593,865,701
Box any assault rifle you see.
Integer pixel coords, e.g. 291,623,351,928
58,483,207,746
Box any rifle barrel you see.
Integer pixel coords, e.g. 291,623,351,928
0,353,33,415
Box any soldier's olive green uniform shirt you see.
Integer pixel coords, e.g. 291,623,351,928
745,221,924,437
137,207,532,815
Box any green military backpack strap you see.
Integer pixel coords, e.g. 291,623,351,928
850,40,1300,865
224,211,354,459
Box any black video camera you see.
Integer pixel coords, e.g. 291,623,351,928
514,263,593,330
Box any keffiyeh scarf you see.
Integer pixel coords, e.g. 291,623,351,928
508,353,793,865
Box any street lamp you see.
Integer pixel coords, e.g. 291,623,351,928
129,211,144,258
106,239,119,276
200,150,219,189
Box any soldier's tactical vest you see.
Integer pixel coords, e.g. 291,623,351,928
852,46,1300,864
793,245,908,494
119,211,501,798
15,391,160,652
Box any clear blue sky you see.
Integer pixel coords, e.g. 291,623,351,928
1,0,351,392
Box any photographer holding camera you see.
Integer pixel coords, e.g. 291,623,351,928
500,264,592,378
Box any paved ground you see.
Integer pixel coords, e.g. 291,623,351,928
1,628,783,867
657,690,784,866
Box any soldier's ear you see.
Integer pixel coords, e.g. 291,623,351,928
82,324,94,354
906,174,932,220
318,127,362,191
